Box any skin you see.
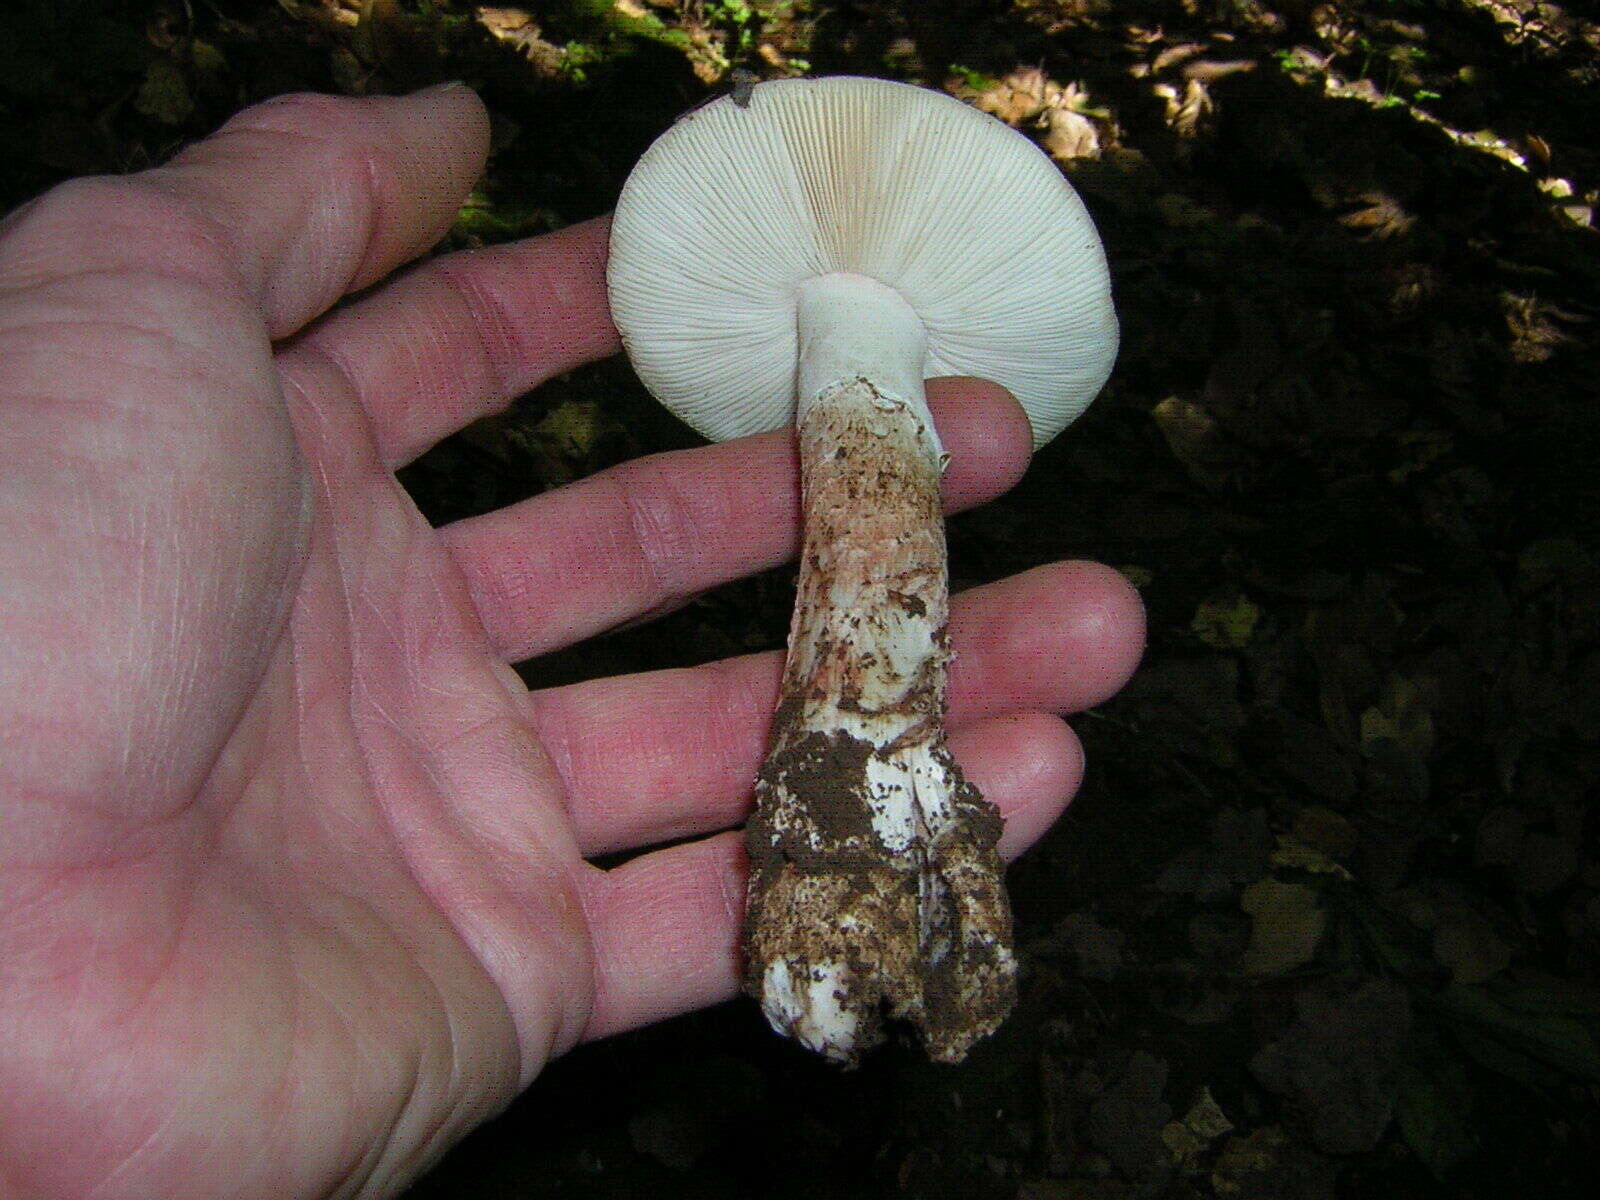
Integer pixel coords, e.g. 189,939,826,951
0,85,1145,1198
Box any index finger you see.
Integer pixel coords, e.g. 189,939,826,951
289,216,619,467
154,86,490,339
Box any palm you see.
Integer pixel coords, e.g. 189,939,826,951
1,181,572,1200
0,90,1143,1199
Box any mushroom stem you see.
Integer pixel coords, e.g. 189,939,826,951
742,276,1018,1064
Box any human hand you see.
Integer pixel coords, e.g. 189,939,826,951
0,86,1143,1198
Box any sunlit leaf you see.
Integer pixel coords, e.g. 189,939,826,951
134,59,192,125
1192,592,1262,649
1162,1087,1234,1168
1240,878,1325,974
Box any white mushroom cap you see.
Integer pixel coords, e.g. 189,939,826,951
607,75,1117,450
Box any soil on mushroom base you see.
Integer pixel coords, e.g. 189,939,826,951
748,726,880,861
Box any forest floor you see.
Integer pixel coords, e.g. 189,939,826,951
4,1,1599,1197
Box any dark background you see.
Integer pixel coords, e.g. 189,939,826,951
4,1,1598,1196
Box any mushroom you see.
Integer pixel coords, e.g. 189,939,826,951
607,75,1117,1063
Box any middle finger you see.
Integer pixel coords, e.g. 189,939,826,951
442,379,1032,662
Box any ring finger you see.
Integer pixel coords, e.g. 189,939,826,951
531,560,1144,858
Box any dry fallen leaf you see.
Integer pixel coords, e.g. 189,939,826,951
970,66,1052,125
1043,104,1101,162
1251,979,1412,1154
969,69,1105,160
1154,77,1212,138
1152,396,1256,491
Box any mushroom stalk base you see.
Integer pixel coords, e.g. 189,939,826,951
743,378,1017,1065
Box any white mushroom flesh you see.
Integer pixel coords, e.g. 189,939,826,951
742,273,1014,1063
605,76,1117,1064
